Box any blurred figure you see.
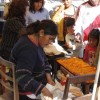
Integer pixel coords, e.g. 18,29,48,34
52,0,77,46
0,0,29,60
25,0,50,25
94,34,100,66
75,0,100,43
65,17,82,58
83,29,100,66
44,0,62,17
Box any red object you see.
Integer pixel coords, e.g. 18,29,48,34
60,79,66,86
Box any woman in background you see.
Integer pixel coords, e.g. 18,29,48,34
0,0,29,60
75,0,100,42
25,0,50,25
52,0,77,45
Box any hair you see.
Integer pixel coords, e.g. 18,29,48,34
89,0,100,6
6,0,29,19
88,29,100,44
66,17,75,27
29,0,44,12
26,20,40,34
26,20,58,36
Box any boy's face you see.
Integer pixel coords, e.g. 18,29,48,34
67,26,75,34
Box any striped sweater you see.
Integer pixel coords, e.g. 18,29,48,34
0,17,25,60
10,36,52,96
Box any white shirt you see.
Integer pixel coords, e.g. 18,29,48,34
74,2,100,41
65,33,83,58
44,0,62,17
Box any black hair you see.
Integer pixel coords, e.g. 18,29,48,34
6,0,29,20
88,29,100,44
26,20,58,36
39,20,58,36
29,0,44,12
26,20,40,35
66,17,75,27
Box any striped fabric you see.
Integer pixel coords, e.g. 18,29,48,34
0,17,25,60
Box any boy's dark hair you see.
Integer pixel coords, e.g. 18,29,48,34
29,0,44,12
88,29,100,41
26,20,58,36
26,20,40,34
66,17,75,27
39,20,58,36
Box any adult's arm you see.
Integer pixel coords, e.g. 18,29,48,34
12,44,45,96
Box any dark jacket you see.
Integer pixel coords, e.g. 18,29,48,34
10,36,52,96
0,17,25,60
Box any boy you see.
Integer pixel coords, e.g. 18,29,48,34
65,17,83,58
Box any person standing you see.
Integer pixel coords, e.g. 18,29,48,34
52,0,77,45
65,17,82,58
74,0,100,43
83,29,100,66
44,0,62,17
25,0,50,25
0,0,29,60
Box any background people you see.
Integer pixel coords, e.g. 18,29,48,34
44,0,62,17
74,0,100,58
65,17,82,58
52,0,77,45
83,29,100,66
10,20,58,100
0,0,29,60
25,0,50,25
75,0,100,43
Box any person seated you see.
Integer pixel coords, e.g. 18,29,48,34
10,20,58,100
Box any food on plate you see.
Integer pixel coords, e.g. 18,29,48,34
57,58,96,75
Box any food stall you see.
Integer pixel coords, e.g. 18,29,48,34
53,57,96,100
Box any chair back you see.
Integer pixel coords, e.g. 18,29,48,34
63,73,95,100
0,56,19,100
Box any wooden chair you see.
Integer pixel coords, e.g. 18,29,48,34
63,73,95,100
0,56,19,100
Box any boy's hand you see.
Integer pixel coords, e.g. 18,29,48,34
75,34,82,43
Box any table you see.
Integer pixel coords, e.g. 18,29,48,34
46,53,65,79
54,57,96,100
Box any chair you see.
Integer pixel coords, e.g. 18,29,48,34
0,56,19,100
63,73,95,100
